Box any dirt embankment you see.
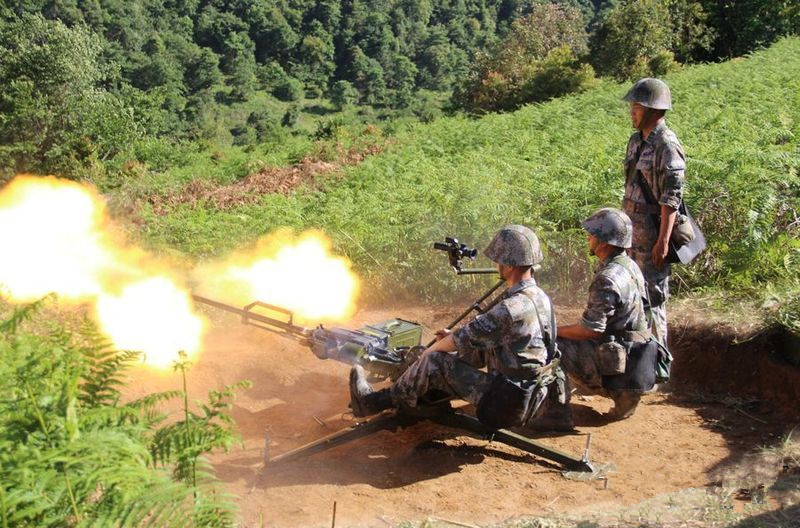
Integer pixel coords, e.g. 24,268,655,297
124,302,800,528
670,316,800,408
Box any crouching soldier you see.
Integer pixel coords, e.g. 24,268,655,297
349,225,572,431
558,208,659,420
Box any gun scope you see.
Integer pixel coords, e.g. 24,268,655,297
433,238,478,260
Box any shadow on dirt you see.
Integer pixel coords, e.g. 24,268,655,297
641,318,800,518
248,428,563,490
213,363,568,489
729,503,800,527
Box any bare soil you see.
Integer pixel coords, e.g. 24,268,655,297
124,304,800,528
147,139,385,213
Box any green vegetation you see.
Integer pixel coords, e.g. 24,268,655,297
0,299,248,527
138,38,800,310
454,3,597,113
1,1,797,179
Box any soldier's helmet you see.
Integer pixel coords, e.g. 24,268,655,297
483,225,543,267
623,78,672,110
581,208,633,249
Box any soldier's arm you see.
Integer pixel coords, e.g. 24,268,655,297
558,276,617,341
653,205,677,268
425,332,456,353
450,303,509,366
653,139,685,267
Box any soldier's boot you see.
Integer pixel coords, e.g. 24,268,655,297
349,365,395,417
526,386,574,432
608,390,641,420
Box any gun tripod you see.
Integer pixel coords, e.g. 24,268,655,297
263,402,595,473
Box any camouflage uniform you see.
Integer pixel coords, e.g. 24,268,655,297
391,278,554,408
622,118,685,345
558,252,649,391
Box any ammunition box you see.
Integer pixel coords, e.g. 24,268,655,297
361,319,423,349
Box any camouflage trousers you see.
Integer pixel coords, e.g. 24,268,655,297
556,338,604,393
390,350,493,408
630,213,671,346
633,250,670,347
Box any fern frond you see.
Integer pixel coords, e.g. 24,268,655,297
0,296,51,335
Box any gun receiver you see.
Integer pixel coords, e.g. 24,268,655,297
192,294,422,381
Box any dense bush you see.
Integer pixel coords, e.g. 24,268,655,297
453,3,595,113
273,76,304,102
0,14,139,179
699,0,799,59
330,80,359,110
590,0,714,80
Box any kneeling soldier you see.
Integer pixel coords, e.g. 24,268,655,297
350,225,570,431
558,208,656,420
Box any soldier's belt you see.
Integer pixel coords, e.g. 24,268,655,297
623,198,661,215
501,360,560,385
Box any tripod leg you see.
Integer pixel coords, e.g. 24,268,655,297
430,412,594,472
266,412,419,466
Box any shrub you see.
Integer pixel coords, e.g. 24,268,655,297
273,76,303,102
230,124,256,146
281,104,300,128
329,80,359,110
246,110,283,142
518,46,597,104
453,3,592,113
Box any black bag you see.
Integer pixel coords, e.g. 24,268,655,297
476,374,535,429
601,339,659,392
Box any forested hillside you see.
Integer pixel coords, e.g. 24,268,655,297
1,1,797,179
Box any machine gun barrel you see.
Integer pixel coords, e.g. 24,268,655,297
191,294,311,344
191,293,423,381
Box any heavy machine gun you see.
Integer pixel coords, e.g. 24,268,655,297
192,237,503,379
191,294,423,381
194,237,596,474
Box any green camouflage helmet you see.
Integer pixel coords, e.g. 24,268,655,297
483,225,543,267
581,208,633,249
623,78,672,110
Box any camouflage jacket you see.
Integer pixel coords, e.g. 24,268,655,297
452,278,554,380
623,119,686,223
580,252,649,337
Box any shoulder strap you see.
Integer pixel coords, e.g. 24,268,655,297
527,290,557,362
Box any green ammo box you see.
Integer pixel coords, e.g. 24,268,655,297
360,319,423,350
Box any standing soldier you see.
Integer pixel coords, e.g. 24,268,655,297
558,208,655,419
622,78,685,347
349,225,572,431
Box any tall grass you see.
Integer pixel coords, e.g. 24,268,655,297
138,38,800,305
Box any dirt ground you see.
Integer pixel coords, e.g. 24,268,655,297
125,303,800,528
